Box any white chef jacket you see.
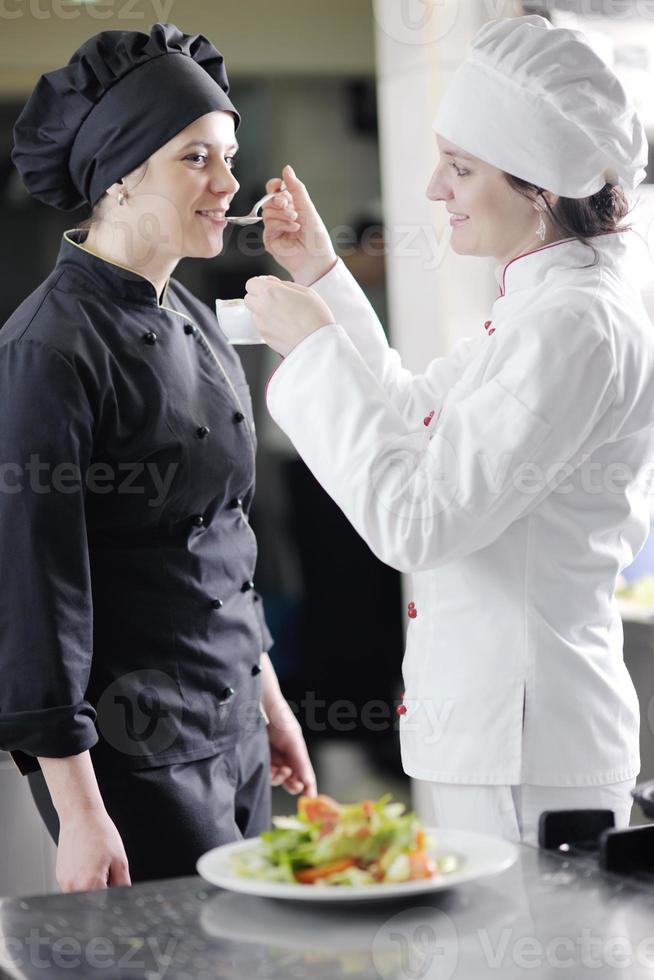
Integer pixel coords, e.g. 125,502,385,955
266,230,654,786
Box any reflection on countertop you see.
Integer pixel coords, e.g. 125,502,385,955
2,845,654,979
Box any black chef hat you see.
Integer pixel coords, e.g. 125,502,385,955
11,22,240,212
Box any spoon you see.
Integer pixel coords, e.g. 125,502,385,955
226,182,288,225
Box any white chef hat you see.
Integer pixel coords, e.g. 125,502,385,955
433,15,648,199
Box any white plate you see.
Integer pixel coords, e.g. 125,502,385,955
196,827,518,902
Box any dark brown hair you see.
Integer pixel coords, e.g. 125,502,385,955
503,173,631,263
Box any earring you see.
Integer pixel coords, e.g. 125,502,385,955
118,190,125,206
535,206,546,242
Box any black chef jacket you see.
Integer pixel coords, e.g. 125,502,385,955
0,229,272,776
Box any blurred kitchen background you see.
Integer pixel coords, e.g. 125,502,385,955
4,0,654,895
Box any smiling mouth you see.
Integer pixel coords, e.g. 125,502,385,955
196,209,227,223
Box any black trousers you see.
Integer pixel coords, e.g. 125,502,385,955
27,726,272,884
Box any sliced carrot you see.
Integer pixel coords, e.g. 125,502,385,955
294,858,356,884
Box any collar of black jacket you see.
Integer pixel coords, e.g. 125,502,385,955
57,228,171,308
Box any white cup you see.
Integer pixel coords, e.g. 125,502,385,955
215,298,264,345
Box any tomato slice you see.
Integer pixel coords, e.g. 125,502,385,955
298,793,341,824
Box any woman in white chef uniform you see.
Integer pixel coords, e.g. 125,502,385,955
246,15,654,845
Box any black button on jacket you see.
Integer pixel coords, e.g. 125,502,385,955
0,230,272,775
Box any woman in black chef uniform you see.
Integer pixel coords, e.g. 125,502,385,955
0,22,316,892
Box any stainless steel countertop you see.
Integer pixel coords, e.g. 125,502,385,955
1,843,654,979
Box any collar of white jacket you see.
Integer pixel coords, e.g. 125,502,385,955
433,15,647,199
494,229,649,298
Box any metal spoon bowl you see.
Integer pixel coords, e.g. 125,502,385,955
226,182,288,225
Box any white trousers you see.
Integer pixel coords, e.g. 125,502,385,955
417,780,636,846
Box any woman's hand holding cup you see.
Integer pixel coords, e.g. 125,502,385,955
244,276,335,357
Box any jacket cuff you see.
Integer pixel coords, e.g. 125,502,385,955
305,257,340,288
0,702,98,774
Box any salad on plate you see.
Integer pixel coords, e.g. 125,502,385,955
231,793,459,887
